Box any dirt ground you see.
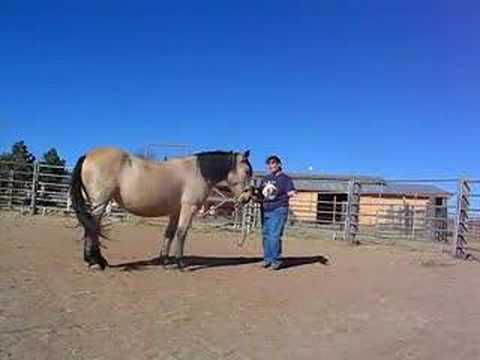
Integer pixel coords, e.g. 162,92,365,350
1,214,480,360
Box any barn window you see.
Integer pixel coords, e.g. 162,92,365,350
317,193,348,224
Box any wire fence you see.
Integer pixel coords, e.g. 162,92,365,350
1,160,478,257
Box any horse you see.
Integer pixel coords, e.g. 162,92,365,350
69,147,254,270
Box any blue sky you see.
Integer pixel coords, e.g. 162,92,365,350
1,1,479,178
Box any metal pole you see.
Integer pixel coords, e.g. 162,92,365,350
452,178,471,258
144,143,191,161
453,179,463,257
332,195,337,225
345,179,361,243
30,162,39,215
428,195,435,241
8,169,14,209
66,194,72,213
411,193,418,240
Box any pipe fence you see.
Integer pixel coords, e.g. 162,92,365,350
1,160,478,258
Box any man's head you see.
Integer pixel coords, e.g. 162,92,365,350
266,155,282,174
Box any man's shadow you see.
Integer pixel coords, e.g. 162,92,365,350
110,255,329,272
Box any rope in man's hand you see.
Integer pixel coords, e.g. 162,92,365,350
235,186,265,247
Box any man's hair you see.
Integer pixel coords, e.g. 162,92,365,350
266,155,282,165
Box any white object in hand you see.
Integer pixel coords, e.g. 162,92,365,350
262,182,278,200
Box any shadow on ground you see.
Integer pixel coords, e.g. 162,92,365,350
110,255,329,272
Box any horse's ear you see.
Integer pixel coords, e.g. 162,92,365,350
243,150,250,159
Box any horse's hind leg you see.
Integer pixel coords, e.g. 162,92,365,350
159,211,180,266
83,201,109,270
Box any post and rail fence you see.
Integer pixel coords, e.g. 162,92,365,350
1,159,479,258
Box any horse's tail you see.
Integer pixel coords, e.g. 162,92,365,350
70,155,99,238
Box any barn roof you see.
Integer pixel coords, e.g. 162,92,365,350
362,183,451,197
254,171,382,193
254,171,383,183
253,172,451,197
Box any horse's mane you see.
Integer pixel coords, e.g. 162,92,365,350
195,151,237,183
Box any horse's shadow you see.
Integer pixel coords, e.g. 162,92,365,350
110,255,329,272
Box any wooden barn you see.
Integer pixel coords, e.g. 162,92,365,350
283,174,451,231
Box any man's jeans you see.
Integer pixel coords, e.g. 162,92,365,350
262,207,288,265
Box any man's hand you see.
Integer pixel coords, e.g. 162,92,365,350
287,190,296,198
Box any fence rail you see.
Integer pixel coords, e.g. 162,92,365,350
1,160,479,257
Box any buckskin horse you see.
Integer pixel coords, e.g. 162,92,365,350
70,147,254,270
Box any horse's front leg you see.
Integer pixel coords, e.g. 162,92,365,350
174,204,198,270
159,211,180,267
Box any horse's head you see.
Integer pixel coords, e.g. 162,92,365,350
227,150,254,204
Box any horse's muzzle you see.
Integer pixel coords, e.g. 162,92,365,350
239,186,264,204
237,192,252,204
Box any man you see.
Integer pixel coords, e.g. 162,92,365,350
259,155,296,270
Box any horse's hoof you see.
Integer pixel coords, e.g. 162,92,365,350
151,257,163,266
84,252,108,270
88,264,105,271
175,258,186,271
159,257,174,269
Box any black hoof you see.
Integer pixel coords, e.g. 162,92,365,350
84,251,108,270
161,256,174,267
88,263,105,271
175,258,186,271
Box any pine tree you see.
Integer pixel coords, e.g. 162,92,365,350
0,141,36,206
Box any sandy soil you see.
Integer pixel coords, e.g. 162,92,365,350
1,213,479,360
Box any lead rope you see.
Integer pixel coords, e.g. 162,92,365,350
197,200,250,246
235,200,261,247
237,206,249,247
235,184,264,247
198,200,229,218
